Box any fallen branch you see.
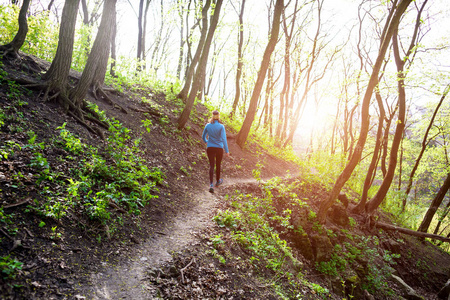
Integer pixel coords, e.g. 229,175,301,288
375,222,450,243
3,197,32,209
0,227,14,241
108,201,126,213
180,257,195,284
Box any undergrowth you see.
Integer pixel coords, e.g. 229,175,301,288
212,164,403,298
213,171,330,299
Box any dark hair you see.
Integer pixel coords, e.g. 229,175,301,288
209,110,222,124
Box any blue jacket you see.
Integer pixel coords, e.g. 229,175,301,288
202,121,229,153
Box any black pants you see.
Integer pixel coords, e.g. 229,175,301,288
207,147,223,184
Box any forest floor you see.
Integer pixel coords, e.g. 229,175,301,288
0,54,450,299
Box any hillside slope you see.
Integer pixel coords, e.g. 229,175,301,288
1,55,450,300
0,55,296,299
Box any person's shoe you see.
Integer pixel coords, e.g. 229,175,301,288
215,178,223,187
209,184,214,193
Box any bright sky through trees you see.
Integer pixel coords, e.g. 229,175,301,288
2,0,449,146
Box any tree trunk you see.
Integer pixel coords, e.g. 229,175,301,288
268,62,275,136
317,0,412,222
176,0,186,79
280,0,298,141
150,0,164,72
262,63,274,130
330,97,341,155
43,0,81,89
0,0,31,58
81,0,89,24
380,111,395,177
366,0,428,214
418,172,450,233
236,0,283,148
70,0,117,108
403,84,450,207
110,5,117,78
352,84,386,214
136,0,144,71
433,198,450,235
177,0,223,129
398,133,404,191
365,30,407,214
230,0,246,119
178,0,211,101
375,222,450,243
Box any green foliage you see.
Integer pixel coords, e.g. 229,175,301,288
18,114,164,229
56,123,85,154
29,152,51,183
303,281,329,298
0,107,5,128
141,119,153,133
0,140,21,162
382,189,426,230
0,5,57,61
213,209,241,229
213,184,301,286
0,255,23,280
210,234,225,249
179,166,191,176
316,235,398,296
72,23,92,71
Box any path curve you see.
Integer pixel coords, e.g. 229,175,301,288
86,177,260,299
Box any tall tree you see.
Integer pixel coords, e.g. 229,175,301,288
80,0,103,57
110,4,117,78
137,0,145,70
0,0,31,58
229,0,246,119
402,84,450,209
277,0,300,142
236,0,283,148
42,0,81,97
418,172,450,233
352,81,386,213
366,0,428,214
136,0,152,71
433,196,450,236
177,0,223,129
178,0,211,101
176,0,186,79
70,0,117,108
317,0,412,222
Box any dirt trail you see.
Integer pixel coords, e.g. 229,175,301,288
85,178,259,299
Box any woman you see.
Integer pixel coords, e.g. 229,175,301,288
202,110,230,193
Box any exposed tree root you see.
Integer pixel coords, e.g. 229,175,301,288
129,106,162,117
84,114,109,130
0,45,20,60
2,55,127,139
93,84,128,114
